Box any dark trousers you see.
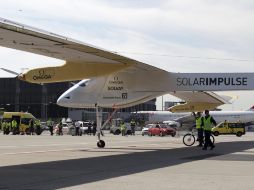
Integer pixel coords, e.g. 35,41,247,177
197,128,204,145
75,127,80,136
49,126,53,135
204,130,213,148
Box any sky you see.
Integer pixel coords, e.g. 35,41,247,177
0,0,254,111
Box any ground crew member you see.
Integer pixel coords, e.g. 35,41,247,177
88,122,92,135
120,121,126,136
203,110,216,150
75,121,80,136
35,120,41,135
5,121,11,135
6,121,11,135
12,119,18,135
58,122,63,135
29,119,34,135
130,119,136,135
2,121,7,135
195,112,204,147
47,119,54,136
92,122,96,136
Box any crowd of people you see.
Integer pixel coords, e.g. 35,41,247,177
1,118,42,135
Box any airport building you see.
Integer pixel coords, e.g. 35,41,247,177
0,78,156,121
0,78,69,120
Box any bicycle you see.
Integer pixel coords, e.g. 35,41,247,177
183,129,215,146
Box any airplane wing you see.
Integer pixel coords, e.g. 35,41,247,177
0,18,249,110
0,18,163,83
168,91,232,112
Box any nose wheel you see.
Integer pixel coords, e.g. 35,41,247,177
97,140,105,148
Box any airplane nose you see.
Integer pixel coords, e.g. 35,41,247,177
57,93,70,107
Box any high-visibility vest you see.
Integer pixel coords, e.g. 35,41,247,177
120,124,126,131
2,122,6,130
35,120,40,126
203,116,212,131
12,120,17,128
6,122,11,128
196,117,203,129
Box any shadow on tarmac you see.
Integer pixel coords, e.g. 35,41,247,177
0,141,253,190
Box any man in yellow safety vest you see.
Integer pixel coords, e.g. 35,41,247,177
203,110,216,150
195,112,204,147
120,121,126,136
12,119,18,135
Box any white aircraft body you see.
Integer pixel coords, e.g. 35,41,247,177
1,18,254,147
136,109,254,124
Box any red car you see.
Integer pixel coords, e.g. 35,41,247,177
148,124,176,137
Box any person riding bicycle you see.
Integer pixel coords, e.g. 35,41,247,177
203,110,216,150
195,112,204,147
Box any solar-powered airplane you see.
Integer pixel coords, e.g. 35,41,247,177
1,18,254,147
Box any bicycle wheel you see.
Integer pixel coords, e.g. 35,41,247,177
183,134,196,146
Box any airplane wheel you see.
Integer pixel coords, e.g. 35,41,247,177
97,140,105,148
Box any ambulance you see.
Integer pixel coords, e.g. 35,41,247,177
2,112,40,135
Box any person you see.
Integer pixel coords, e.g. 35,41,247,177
130,119,136,135
92,122,97,136
58,122,63,135
87,122,92,135
195,112,204,147
75,121,80,136
35,120,41,135
2,121,7,135
120,121,126,136
47,119,54,136
12,119,18,135
29,119,34,135
6,121,11,135
203,110,216,150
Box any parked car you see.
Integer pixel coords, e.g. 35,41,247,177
148,124,176,137
110,118,131,135
212,122,246,137
141,124,156,136
80,121,92,134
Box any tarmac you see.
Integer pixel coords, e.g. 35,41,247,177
0,131,254,190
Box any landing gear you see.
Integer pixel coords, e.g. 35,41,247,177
96,106,105,148
97,140,105,148
95,106,118,148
